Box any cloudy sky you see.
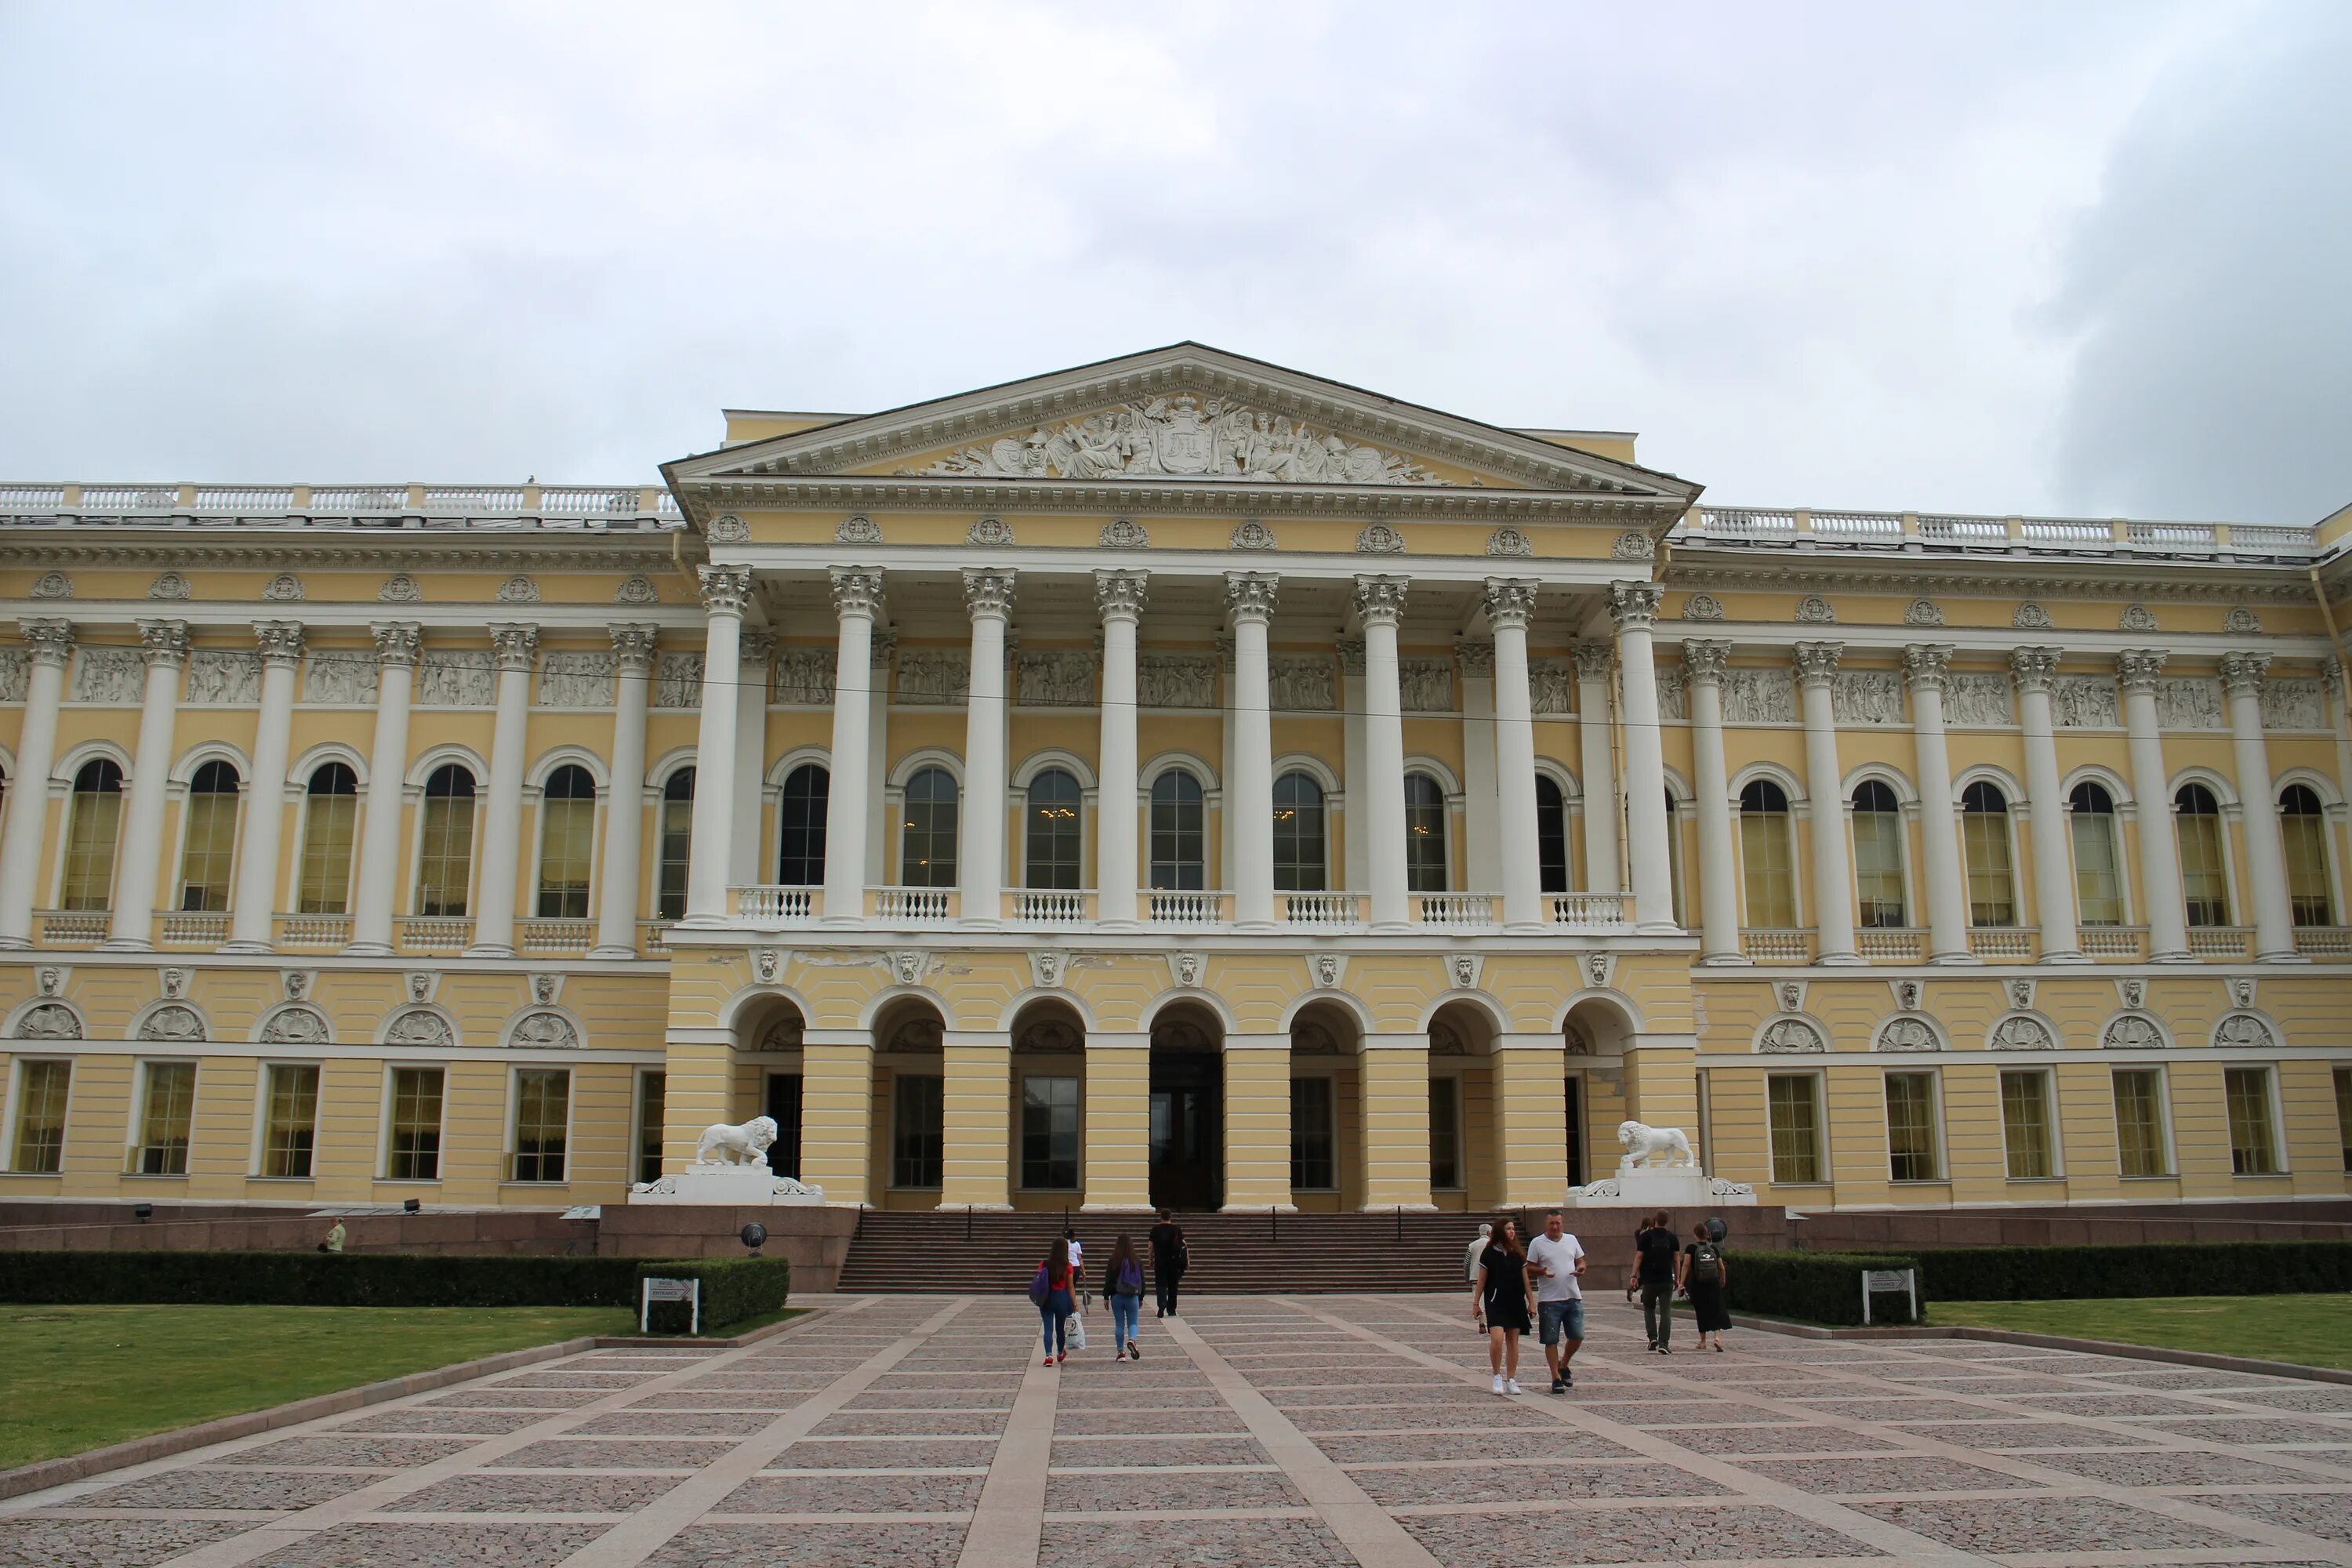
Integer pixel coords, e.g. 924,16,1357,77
1,2,2343,523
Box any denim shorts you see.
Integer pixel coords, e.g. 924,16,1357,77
1537,1298,1585,1345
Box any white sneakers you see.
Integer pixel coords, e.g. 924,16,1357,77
1506,1378,1524,1396
1491,1374,1506,1395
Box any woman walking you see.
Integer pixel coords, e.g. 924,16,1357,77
1032,1236,1076,1367
1472,1216,1537,1396
1102,1233,1146,1360
1678,1222,1733,1352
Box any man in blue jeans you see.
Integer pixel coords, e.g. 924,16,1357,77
1524,1210,1587,1392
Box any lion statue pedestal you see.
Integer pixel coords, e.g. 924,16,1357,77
627,1116,829,1206
1564,1120,1756,1208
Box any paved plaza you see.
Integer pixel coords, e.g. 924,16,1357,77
6,1294,2352,1567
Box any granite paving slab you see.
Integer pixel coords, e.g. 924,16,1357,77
2021,1448,2334,1486
719,1472,987,1512
1399,1501,1886,1563
0,1516,252,1566
71,1468,387,1512
1732,1456,2039,1494
770,1438,1000,1469
248,1521,605,1564
1308,1429,1639,1463
495,1438,736,1469
1851,1494,2242,1552
641,1521,967,1566
809,1410,1007,1437
216,1436,474,1468
1049,1436,1272,1468
1348,1461,1732,1504
383,1472,682,1513
1036,1516,1354,1566
336,1408,550,1435
2144,1417,2352,1445
2186,1490,2352,1543
1886,1420,2151,1449
1662,1423,1904,1455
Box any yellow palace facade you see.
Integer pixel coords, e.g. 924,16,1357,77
2,344,2350,1220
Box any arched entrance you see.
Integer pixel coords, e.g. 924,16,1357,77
1288,1000,1362,1212
1562,997,1634,1189
869,995,947,1209
1427,1000,1497,1211
733,995,808,1178
1010,998,1086,1208
1149,1002,1222,1210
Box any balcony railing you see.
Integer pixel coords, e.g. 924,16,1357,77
158,910,230,946
397,916,474,952
1966,927,2037,961
1280,891,1363,927
278,913,351,949
518,919,595,955
1413,892,1497,928
1857,928,1923,961
639,919,674,954
2294,926,2352,956
1548,893,1628,929
2076,926,2149,960
35,911,107,944
737,885,819,922
1679,506,2317,561
873,886,956,924
1740,927,1813,963
2188,927,2252,959
1146,889,1228,925
1009,889,1091,924
0,481,684,532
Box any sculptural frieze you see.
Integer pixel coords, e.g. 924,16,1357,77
1722,668,1796,724
1833,670,1906,727
1017,649,1094,707
183,650,263,706
0,648,25,704
419,650,497,706
1138,653,1216,709
1269,656,1336,712
1653,666,1687,720
2260,679,2324,731
2154,677,2223,730
1943,674,2014,728
536,652,614,708
1529,659,1576,715
773,648,837,706
902,396,1444,485
653,652,703,710
72,647,143,704
897,649,970,706
2049,677,2120,728
1398,659,1454,712
302,652,379,706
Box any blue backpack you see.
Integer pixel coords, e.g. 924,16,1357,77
1116,1257,1143,1295
1028,1264,1051,1305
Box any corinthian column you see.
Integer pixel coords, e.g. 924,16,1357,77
2222,652,2300,961
1485,579,1541,929
1612,583,1676,932
960,568,1015,928
824,570,883,924
224,622,304,951
1095,570,1148,927
684,565,750,924
1904,644,1972,962
466,624,537,956
0,620,73,947
2011,647,2083,963
105,620,190,949
347,623,420,953
731,629,772,892
1795,640,1859,963
591,625,658,956
1227,572,1280,927
2118,649,2190,961
1573,642,1619,895
1682,640,1742,962
1355,575,1410,929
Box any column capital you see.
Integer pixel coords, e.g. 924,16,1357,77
962,566,1017,619
1094,568,1150,621
1454,638,1495,678
1483,577,1538,630
2117,647,2169,690
611,623,660,673
829,566,885,619
698,563,754,616
1352,573,1407,627
2009,644,2060,693
1336,637,1366,676
20,618,74,666
254,620,305,666
136,619,190,668
489,624,539,672
2219,649,2270,696
739,626,775,666
1903,642,1953,689
371,621,423,667
1607,580,1664,630
1792,640,1843,686
1572,641,1614,681
1227,571,1282,623
1682,638,1732,684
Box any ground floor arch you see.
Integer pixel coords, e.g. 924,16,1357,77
1149,1001,1223,1211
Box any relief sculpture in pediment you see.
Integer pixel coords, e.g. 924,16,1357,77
903,395,1444,485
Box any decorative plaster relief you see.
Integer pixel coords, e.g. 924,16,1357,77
1529,660,1576,715
1904,598,1944,627
1875,1018,1940,1052
2225,607,2262,633
773,648,837,706
2261,679,2325,731
511,1011,581,1049
13,1003,82,1040
1722,668,1796,724
2049,677,2120,728
1399,659,1454,712
1833,671,1906,726
1016,648,1094,706
72,648,143,704
1757,1018,1828,1053
2013,601,2053,630
1989,1015,2057,1051
260,1005,331,1045
615,574,662,605
1356,523,1406,554
1138,653,1216,708
301,652,379,706
897,649,970,706
379,574,421,603
968,516,1015,546
384,1007,455,1047
137,1004,206,1042
906,398,1443,484
1486,528,1532,558
1653,667,1687,721
652,652,704,709
1943,674,2015,727
419,651,497,706
1682,593,1725,621
536,652,614,707
837,514,883,543
1100,517,1149,548
1611,531,1655,560
2213,1013,2277,1049
706,514,749,542
30,572,71,600
149,572,191,601
2154,678,2224,730
0,649,24,703
184,651,262,706
1794,596,1836,624
2121,604,2158,631
262,573,305,602
1229,521,1278,550
1269,656,1336,711
2102,1013,2165,1049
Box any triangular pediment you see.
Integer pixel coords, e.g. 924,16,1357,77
666,343,1697,504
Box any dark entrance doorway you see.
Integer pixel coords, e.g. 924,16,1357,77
1564,1076,1585,1188
765,1072,804,1178
1148,1005,1223,1210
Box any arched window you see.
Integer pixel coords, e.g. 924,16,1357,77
415,764,477,917
1149,771,1204,891
1738,779,1794,927
61,759,125,911
778,764,829,886
1272,771,1326,892
1534,775,1570,894
2069,782,2123,926
536,765,597,919
1851,779,1906,928
902,767,959,888
1962,782,2016,927
2280,784,2333,926
1024,768,1082,891
298,764,358,914
1403,771,1448,893
2176,783,2229,927
655,768,694,920
177,760,241,912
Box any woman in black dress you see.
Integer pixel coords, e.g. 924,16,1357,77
1472,1217,1537,1395
1678,1221,1732,1352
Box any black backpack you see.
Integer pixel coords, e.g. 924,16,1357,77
1687,1241,1722,1287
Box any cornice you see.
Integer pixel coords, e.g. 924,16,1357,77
1664,553,2318,605
0,538,677,573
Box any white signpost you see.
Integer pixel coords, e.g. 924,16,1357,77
641,1276,701,1336
1860,1267,1918,1326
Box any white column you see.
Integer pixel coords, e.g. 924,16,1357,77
347,622,420,954
960,568,1014,928
1338,638,1368,894
1794,640,1859,963
731,629,771,891
1094,570,1148,927
1682,639,1743,963
2119,649,2191,961
864,630,892,889
2223,652,2300,961
1611,583,1676,932
1228,572,1280,927
1904,644,1973,963
684,565,750,924
1573,643,1619,894
824,569,883,924
1355,574,1410,929
2011,647,2084,963
1484,580,1541,929
223,622,304,952
591,625,657,956
0,620,73,947
104,619,190,949
1456,638,1502,902
465,624,536,956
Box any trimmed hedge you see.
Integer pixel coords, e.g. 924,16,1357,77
1724,1250,1922,1327
1895,1241,2352,1304
3,1250,662,1310
635,1258,792,1334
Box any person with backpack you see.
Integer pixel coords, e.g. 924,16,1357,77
1632,1210,1681,1353
1678,1221,1731,1352
1029,1237,1076,1366
1102,1233,1146,1360
1148,1209,1187,1318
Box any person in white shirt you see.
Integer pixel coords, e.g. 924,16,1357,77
1523,1210,1588,1392
1064,1229,1086,1308
1463,1222,1492,1283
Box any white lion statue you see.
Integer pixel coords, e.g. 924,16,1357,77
1617,1120,1696,1171
694,1115,779,1167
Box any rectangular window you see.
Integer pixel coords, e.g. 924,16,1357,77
2336,1068,2352,1174
1020,1076,1080,1190
177,790,239,912
2224,1066,2279,1176
1884,1071,1940,1182
134,1062,197,1176
511,1069,570,1182
637,1070,666,1186
656,794,694,920
298,792,358,913
2072,811,2124,925
1428,1075,1462,1190
260,1064,320,1178
1290,1076,1335,1191
2178,814,2230,927
387,1066,445,1181
536,799,596,919
891,1073,943,1189
1740,815,1795,927
61,789,122,911
2000,1069,2055,1180
9,1061,70,1174
2112,1069,2169,1178
1766,1073,1821,1185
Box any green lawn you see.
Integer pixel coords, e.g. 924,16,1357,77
0,1303,633,1470
1932,1294,2352,1371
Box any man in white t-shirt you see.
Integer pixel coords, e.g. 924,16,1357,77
1524,1210,1587,1392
